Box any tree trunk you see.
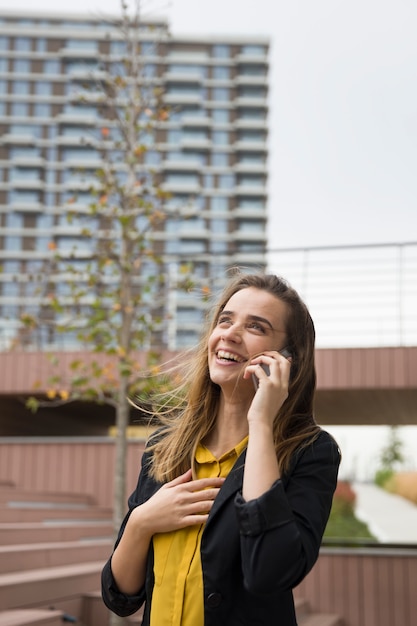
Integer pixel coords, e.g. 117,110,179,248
113,379,130,535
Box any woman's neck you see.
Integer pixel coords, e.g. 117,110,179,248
202,394,250,458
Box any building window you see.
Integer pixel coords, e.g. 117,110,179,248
237,152,264,164
240,45,266,56
237,107,265,120
237,64,266,76
238,130,265,142
212,109,229,123
43,60,60,74
237,196,265,210
212,87,230,101
218,174,235,189
10,167,40,181
211,152,229,167
12,81,30,95
212,131,228,145
4,236,21,251
13,59,30,73
9,189,40,204
211,219,228,234
238,86,266,99
236,219,264,232
238,175,264,187
204,174,213,188
35,82,52,96
11,102,29,116
14,37,31,51
212,45,230,58
213,66,230,80
6,212,24,228
36,38,47,52
210,196,228,212
66,39,98,52
33,103,51,117
211,240,228,253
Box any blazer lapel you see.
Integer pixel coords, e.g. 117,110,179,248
205,448,247,527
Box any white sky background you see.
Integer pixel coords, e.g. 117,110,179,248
5,0,417,484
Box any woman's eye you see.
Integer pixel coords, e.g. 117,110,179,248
248,322,264,332
217,316,231,326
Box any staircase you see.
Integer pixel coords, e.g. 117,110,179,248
0,483,342,626
0,483,143,626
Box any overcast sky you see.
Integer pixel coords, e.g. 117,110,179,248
6,0,417,249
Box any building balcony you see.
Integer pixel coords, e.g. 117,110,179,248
234,75,268,86
235,185,267,196
58,47,98,58
233,162,267,174
235,53,268,64
56,113,97,125
164,93,203,105
8,179,46,190
234,119,267,130
161,159,202,171
0,133,38,145
10,156,46,167
180,137,211,150
234,140,267,151
162,71,203,83
181,115,212,127
234,97,268,107
233,231,267,242
161,181,201,194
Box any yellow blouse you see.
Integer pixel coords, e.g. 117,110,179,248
150,436,248,626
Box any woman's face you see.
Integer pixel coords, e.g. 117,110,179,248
208,287,288,392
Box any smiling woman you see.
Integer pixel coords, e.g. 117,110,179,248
102,272,341,626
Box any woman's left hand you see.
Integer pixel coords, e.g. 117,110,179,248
243,351,292,427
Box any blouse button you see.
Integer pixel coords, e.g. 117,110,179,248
207,592,222,607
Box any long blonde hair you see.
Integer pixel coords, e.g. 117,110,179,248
147,273,320,482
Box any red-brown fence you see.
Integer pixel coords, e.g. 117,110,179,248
295,546,417,626
0,437,146,508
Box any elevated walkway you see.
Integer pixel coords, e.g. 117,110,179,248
354,482,417,544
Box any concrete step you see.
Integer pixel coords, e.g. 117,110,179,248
82,591,143,626
0,505,112,523
0,488,94,506
0,538,112,574
0,521,113,545
0,610,63,626
0,561,104,611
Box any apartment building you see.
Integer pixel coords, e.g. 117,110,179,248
0,9,269,351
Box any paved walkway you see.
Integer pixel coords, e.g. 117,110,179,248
353,482,417,544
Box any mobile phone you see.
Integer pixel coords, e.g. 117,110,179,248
279,347,292,360
252,363,270,390
252,348,292,390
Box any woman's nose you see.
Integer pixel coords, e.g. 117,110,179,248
221,323,242,342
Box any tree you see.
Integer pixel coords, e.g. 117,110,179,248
374,426,405,488
20,0,192,533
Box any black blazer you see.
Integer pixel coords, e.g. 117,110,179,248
102,429,340,626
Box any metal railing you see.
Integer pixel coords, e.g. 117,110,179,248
268,241,417,348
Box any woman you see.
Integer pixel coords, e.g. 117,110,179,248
102,273,340,626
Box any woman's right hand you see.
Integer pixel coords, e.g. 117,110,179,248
132,469,225,537
110,469,224,595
